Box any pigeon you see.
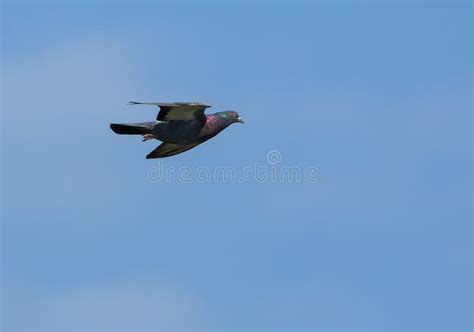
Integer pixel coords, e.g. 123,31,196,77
110,101,244,159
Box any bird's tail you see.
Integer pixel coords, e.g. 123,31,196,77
110,122,154,135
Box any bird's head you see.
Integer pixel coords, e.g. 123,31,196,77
219,111,244,124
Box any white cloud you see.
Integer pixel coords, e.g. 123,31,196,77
2,36,135,134
3,279,206,331
2,37,156,223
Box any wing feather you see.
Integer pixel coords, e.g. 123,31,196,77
129,101,210,122
146,142,201,159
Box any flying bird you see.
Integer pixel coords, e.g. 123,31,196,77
110,102,244,159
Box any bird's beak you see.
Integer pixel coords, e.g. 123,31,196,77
237,117,244,124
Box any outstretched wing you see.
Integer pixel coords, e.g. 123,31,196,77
129,101,210,122
146,142,201,159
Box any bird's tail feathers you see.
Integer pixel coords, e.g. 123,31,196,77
110,122,154,135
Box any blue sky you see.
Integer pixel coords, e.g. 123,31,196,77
1,1,472,331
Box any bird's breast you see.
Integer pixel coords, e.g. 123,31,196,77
199,115,225,140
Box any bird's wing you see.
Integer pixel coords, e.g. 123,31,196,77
146,142,201,159
129,101,211,122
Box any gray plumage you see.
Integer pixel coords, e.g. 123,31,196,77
110,101,244,159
